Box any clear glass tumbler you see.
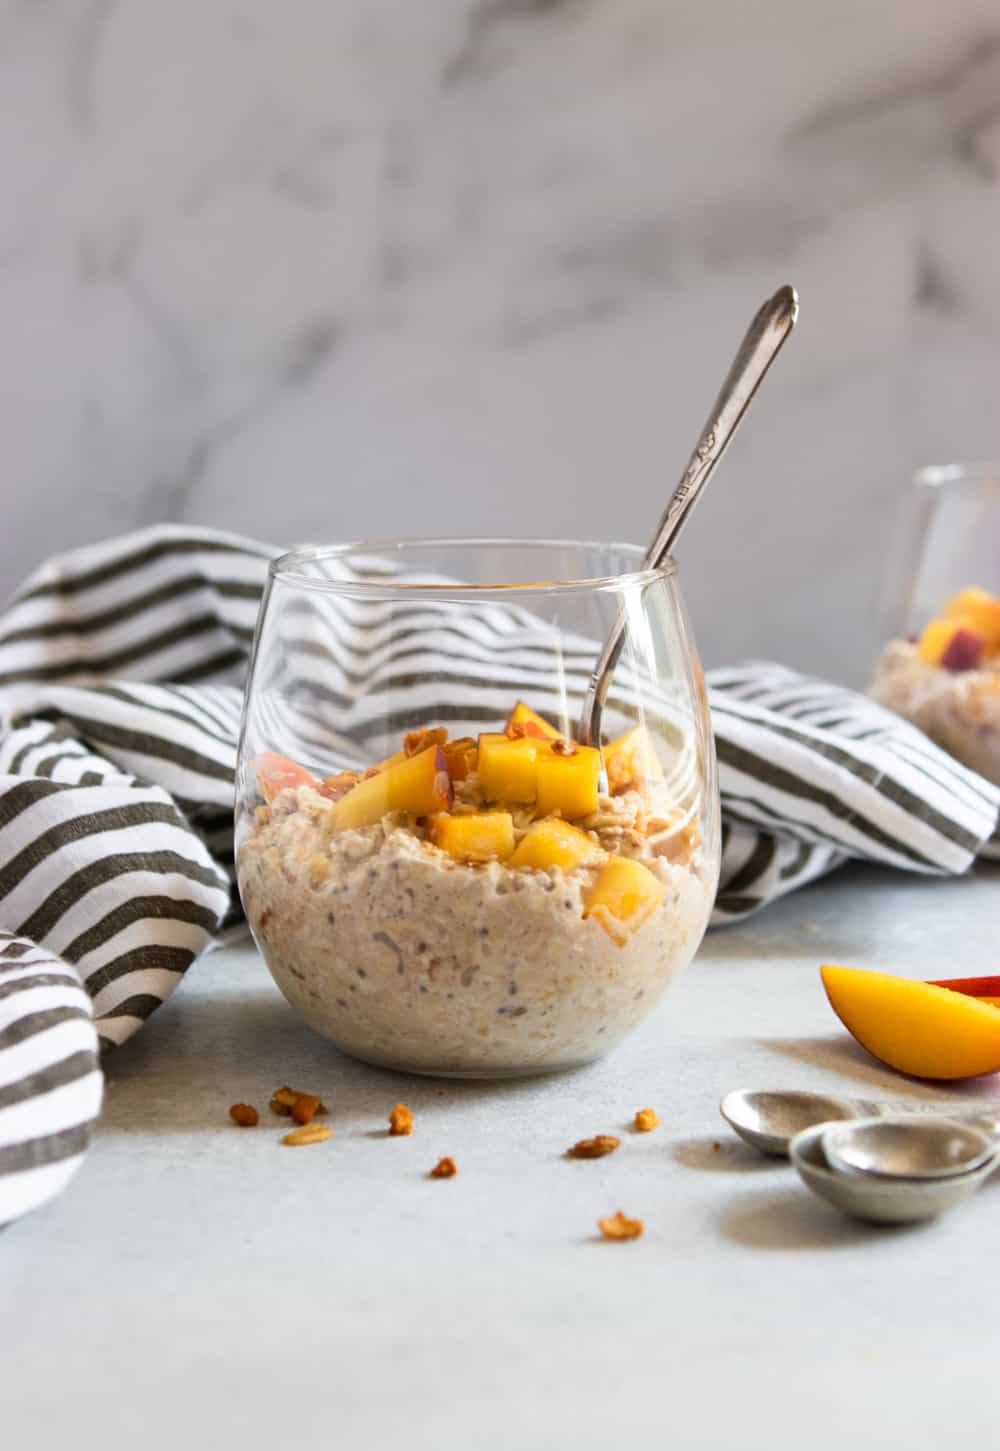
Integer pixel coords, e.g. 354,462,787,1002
236,539,720,1077
871,464,1000,787
877,463,1000,638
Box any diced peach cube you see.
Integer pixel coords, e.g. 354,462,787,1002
330,747,452,830
363,728,446,780
504,701,562,741
477,733,538,803
255,752,319,802
944,587,1000,647
535,743,601,820
917,619,958,666
918,618,987,671
583,857,665,944
509,819,604,873
604,726,664,796
427,812,515,863
939,627,985,672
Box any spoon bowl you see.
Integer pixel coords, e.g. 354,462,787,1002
720,1086,1000,1159
720,1088,858,1158
790,1124,999,1225
822,1117,995,1181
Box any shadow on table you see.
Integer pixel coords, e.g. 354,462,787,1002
99,987,592,1136
717,1186,929,1251
701,933,826,964
672,1136,787,1175
756,1033,1000,1105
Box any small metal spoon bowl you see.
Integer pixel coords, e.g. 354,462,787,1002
790,1124,998,1225
822,1117,995,1181
720,1088,858,1158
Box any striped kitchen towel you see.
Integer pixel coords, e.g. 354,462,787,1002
0,524,997,1227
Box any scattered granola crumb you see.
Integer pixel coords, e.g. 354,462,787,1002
282,1122,332,1146
550,737,578,757
633,1108,660,1133
430,1156,457,1179
270,1086,329,1118
389,1103,414,1136
597,1210,643,1241
567,1134,621,1159
229,1103,259,1127
292,1093,322,1126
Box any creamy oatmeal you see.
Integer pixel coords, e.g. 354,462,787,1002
238,707,714,1076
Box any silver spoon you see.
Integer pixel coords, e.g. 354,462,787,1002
822,1117,995,1181
580,283,799,752
721,1087,1000,1159
789,1123,998,1226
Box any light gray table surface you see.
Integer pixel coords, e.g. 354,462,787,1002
6,862,999,1451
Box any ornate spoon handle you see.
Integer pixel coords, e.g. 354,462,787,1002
580,283,799,748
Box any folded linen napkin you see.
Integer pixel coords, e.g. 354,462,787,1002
2,525,996,1226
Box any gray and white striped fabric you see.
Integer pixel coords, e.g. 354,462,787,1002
1,524,997,1227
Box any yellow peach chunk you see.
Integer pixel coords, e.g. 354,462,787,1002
509,819,604,873
604,726,664,796
365,728,446,779
427,811,515,863
477,733,538,803
535,743,601,820
583,857,665,945
504,701,561,741
330,747,452,830
917,619,958,666
944,587,1000,647
821,965,1000,1080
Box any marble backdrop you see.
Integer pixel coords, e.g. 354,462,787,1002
2,0,1000,682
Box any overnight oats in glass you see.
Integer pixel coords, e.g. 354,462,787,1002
236,540,720,1077
871,464,1000,797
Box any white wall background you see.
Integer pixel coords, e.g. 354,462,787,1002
2,0,1000,683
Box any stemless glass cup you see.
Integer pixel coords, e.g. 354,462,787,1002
877,463,1000,639
871,464,1000,790
236,539,720,1078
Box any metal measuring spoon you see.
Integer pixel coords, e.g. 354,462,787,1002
790,1123,999,1226
580,283,799,753
822,1117,996,1181
721,1087,1000,1159
720,1088,858,1157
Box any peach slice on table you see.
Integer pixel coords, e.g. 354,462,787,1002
535,742,602,821
254,752,319,803
926,975,1000,1010
583,857,664,945
504,701,562,741
604,726,664,797
427,811,515,863
821,965,1000,1080
509,819,604,873
477,733,538,804
330,747,453,831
